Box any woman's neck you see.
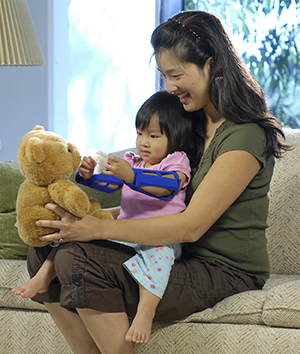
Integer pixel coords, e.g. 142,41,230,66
204,106,225,152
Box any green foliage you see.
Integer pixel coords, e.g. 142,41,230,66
185,0,300,128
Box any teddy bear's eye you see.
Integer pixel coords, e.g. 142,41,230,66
68,148,71,153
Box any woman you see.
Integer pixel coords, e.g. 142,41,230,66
28,11,288,354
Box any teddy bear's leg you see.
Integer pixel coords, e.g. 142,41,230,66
88,197,101,213
91,209,114,219
88,198,113,220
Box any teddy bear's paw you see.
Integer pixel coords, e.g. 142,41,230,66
62,190,90,217
88,197,101,213
49,181,90,217
91,209,114,220
65,200,90,217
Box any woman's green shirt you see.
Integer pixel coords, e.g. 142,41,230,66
185,121,274,279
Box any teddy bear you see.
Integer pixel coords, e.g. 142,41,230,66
16,125,113,247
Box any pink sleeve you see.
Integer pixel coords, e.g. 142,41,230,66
154,151,191,186
122,151,140,167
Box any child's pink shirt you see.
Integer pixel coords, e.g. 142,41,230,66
117,151,191,220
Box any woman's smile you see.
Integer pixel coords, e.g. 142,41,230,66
177,92,190,105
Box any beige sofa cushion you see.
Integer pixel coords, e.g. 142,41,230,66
180,274,300,328
266,129,300,275
0,260,45,311
262,279,300,328
182,289,266,325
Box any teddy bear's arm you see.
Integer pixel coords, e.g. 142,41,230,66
48,180,90,218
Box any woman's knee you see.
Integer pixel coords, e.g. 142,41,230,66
54,243,78,277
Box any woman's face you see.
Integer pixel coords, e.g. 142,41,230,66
156,50,212,113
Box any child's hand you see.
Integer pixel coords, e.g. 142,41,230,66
79,156,97,180
102,154,134,184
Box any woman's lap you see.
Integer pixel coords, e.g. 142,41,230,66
27,241,265,322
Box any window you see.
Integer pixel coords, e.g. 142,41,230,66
53,0,156,155
185,0,300,128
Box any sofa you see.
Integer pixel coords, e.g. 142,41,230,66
1,129,300,354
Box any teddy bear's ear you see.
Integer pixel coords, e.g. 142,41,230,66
32,125,45,132
26,137,46,163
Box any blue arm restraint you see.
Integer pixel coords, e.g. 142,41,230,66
125,168,181,201
75,169,181,200
75,172,123,193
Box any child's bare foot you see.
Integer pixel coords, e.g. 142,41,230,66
125,313,153,344
12,277,49,299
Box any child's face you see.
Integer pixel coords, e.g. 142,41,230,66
136,114,169,166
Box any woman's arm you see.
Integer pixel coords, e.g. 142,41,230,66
37,150,261,245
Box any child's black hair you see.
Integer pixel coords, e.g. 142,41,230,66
135,90,201,167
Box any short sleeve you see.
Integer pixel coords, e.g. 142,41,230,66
215,123,268,166
153,151,191,186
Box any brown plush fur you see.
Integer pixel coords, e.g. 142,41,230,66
16,125,112,247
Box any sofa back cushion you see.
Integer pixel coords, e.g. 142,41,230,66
266,129,300,275
0,161,25,213
0,161,28,259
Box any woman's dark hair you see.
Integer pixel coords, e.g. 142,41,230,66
136,90,200,167
151,11,290,158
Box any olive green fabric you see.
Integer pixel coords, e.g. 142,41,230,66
0,162,28,259
185,121,274,279
0,211,29,260
0,161,25,213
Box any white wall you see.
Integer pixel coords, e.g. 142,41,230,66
0,0,50,161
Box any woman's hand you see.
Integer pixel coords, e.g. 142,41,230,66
36,203,101,244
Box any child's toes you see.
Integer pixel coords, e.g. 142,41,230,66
132,332,140,343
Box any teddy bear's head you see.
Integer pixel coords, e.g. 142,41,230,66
18,125,81,185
